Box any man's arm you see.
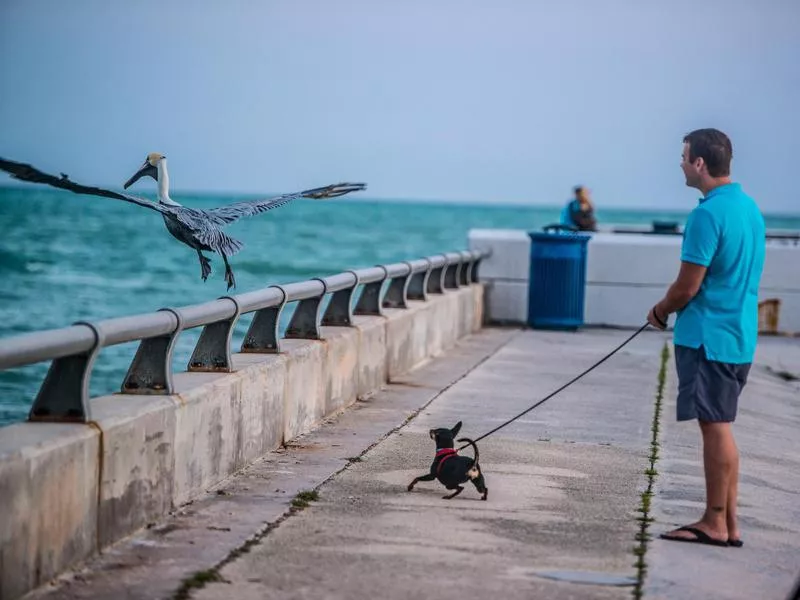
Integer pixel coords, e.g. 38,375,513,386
658,261,707,312
648,262,707,329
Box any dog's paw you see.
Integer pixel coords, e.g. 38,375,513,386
482,490,488,501
407,484,415,492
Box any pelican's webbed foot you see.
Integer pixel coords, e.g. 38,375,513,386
221,254,236,290
197,251,212,281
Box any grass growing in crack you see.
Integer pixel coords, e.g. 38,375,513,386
172,490,321,598
632,342,669,600
291,490,319,509
173,569,224,600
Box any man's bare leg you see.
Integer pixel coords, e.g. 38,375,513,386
727,434,740,542
662,420,734,543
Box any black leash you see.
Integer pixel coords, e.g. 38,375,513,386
459,322,651,450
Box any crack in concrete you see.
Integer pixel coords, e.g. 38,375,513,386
632,342,669,599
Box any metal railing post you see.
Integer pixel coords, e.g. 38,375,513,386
241,286,287,353
458,251,472,286
28,321,104,422
354,266,387,316
321,272,359,326
443,252,461,289
121,308,183,394
285,279,327,339
188,296,241,372
382,263,412,309
426,254,447,295
407,258,431,301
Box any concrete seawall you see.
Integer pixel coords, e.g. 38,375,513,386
469,228,800,333
0,284,484,600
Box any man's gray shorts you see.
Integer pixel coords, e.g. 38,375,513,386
674,345,751,422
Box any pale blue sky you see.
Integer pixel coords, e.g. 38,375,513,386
1,1,798,212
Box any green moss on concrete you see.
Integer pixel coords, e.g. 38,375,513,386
632,342,669,599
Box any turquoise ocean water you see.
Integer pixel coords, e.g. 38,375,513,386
1,185,798,427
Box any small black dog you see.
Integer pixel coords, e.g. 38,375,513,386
407,421,488,500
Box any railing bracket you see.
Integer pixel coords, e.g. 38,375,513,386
121,308,183,395
188,296,241,371
322,272,358,326
286,279,327,340
383,263,411,309
241,286,287,353
29,321,104,423
354,266,387,316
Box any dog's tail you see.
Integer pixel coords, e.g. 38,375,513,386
457,437,479,466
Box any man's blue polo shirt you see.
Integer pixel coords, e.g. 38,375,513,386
674,182,765,364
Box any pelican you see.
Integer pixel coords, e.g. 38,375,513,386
0,153,366,290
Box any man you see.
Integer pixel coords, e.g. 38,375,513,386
647,128,765,547
560,185,598,231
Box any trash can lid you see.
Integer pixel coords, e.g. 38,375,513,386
528,230,592,243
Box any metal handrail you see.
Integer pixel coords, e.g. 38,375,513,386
351,266,387,284
0,248,489,423
383,262,412,279
406,258,430,273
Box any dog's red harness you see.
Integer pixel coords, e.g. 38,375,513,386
435,448,458,476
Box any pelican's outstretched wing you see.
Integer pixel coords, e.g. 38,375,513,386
0,157,167,214
204,182,367,225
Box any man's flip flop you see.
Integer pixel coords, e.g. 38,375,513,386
659,526,729,547
728,538,744,548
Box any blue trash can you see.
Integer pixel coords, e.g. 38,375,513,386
527,228,591,330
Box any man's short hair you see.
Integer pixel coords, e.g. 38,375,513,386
683,128,733,177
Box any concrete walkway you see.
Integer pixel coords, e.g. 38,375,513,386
646,336,800,600
25,328,800,600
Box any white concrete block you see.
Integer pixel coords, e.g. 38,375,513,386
352,315,387,399
484,281,529,324
584,285,665,328
469,229,531,280
281,339,326,443
92,395,178,547
320,326,359,416
171,355,286,505
586,233,681,285
761,246,800,292
384,301,430,378
0,423,99,600
424,294,447,357
456,286,475,339
472,283,486,332
229,353,286,464
445,291,458,340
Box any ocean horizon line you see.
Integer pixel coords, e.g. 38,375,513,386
1,183,799,220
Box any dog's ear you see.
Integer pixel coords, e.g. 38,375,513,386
451,421,462,436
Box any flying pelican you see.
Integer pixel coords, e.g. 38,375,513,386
0,153,366,290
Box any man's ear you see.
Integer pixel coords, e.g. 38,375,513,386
451,421,462,436
694,157,706,172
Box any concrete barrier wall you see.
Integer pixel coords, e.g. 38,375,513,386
469,228,800,333
0,284,484,600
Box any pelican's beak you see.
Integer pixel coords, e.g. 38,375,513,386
124,161,158,189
